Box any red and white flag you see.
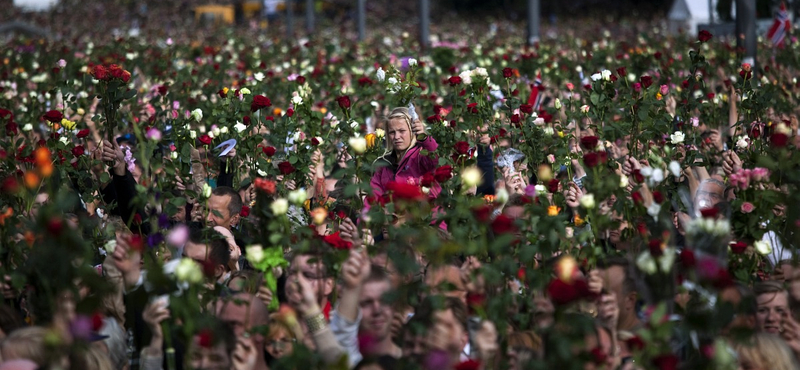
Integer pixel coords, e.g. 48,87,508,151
527,72,543,109
766,2,792,47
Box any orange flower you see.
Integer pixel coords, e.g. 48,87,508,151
34,147,51,167
574,214,585,226
310,207,327,225
24,172,40,189
484,194,496,204
24,231,35,247
273,107,283,116
0,207,12,225
547,205,560,216
39,163,54,177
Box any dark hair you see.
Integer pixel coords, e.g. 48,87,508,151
354,355,399,370
365,264,392,285
212,186,243,218
506,193,528,207
596,256,637,296
414,296,468,332
188,226,231,270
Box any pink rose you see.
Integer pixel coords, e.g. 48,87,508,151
741,202,755,214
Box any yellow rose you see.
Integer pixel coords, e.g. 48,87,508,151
547,205,560,216
61,118,76,130
222,87,229,95
365,133,377,149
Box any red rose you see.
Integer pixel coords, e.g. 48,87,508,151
771,133,789,147
128,234,144,251
653,51,662,60
90,65,108,80
47,217,63,236
502,68,513,78
311,137,320,146
616,67,627,77
218,89,227,98
253,178,276,194
699,207,718,219
455,141,470,155
433,165,453,183
286,108,294,117
632,191,644,205
278,161,295,175
680,248,695,267
262,146,276,156
510,114,521,125
421,172,435,187
706,92,715,100
1,177,19,193
426,114,442,124
698,30,713,42
198,329,214,348
322,231,352,249
91,312,104,331
454,359,481,370
76,129,90,138
582,152,605,168
730,241,748,254
71,145,85,157
198,134,213,145
640,75,653,88
296,76,306,84
590,347,607,365
157,85,168,96
649,239,664,257
240,205,250,217
250,95,272,112
579,135,599,150
546,278,591,306
626,336,645,351
243,116,251,125
519,104,533,114
739,69,752,80
43,110,63,123
652,354,679,370
336,95,351,109
386,181,425,201
466,102,478,114
491,214,516,234
265,116,274,122
472,205,493,222
652,191,664,204
448,76,462,86
547,179,559,193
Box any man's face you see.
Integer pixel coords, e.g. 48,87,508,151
402,332,427,364
694,182,724,214
432,308,468,356
206,194,234,228
184,241,209,265
598,265,631,326
756,291,789,334
188,335,231,370
359,280,393,340
425,265,467,306
285,255,333,307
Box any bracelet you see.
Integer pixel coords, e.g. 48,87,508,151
305,313,327,333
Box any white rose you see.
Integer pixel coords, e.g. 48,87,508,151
375,128,385,138
647,202,661,220
211,127,220,138
349,137,367,154
619,174,629,188
659,248,677,272
670,131,685,145
202,183,212,199
376,67,386,82
543,127,555,135
580,105,590,113
736,136,749,149
650,168,664,184
234,122,247,133
257,168,267,177
170,151,178,159
219,126,229,134
461,166,482,187
189,130,197,139
246,245,265,265
191,109,203,122
554,98,562,110
349,120,359,129
636,251,658,275
495,188,509,204
408,58,418,66
253,72,265,82
22,123,33,131
459,71,473,85
387,77,398,85
292,95,303,105
473,67,488,77
239,87,251,95
754,240,772,256
270,198,289,215
59,136,68,145
640,166,653,177
669,161,681,178
579,193,596,209
287,189,308,205
535,184,547,196
590,73,602,81
175,259,203,284
103,240,117,254
601,70,612,81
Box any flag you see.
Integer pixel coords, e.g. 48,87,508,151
766,2,792,47
527,72,543,109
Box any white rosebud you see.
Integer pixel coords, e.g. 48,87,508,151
387,77,398,85
754,240,772,256
651,168,664,184
376,67,386,82
270,198,289,215
579,193,596,209
640,166,653,177
170,151,178,159
202,183,212,199
103,240,117,254
375,128,385,138
22,123,33,131
287,189,308,205
408,58,418,66
234,122,247,133
461,166,482,187
257,169,267,177
253,72,265,82
669,161,681,178
627,73,637,82
239,87,251,95
246,245,265,265
349,120,359,129
473,67,488,77
191,109,203,122
219,126,229,134
659,248,677,272
421,186,430,194
189,130,197,139
544,127,555,135
580,105,590,114
647,202,661,220
175,259,204,284
59,136,68,145
619,174,629,188
495,188,509,204
348,137,367,154
210,127,219,138
554,98,562,110
601,69,612,81
590,73,602,81
535,184,547,196
292,95,303,106
459,71,473,85
636,251,658,275
670,131,685,145
736,136,749,149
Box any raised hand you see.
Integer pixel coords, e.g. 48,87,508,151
587,269,603,295
232,335,258,370
286,269,320,317
565,182,583,209
411,118,426,136
340,247,371,290
339,218,363,250
111,233,142,290
100,139,126,176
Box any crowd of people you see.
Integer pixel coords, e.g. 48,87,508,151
1,5,800,370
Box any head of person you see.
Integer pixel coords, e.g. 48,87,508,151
183,227,231,283
215,293,268,349
503,194,528,221
354,355,399,370
596,257,638,331
284,251,334,308
424,261,467,306
227,270,263,294
694,179,725,216
265,313,301,360
720,283,757,333
0,360,38,370
185,320,237,370
413,296,469,361
753,281,789,334
507,330,541,370
385,107,416,154
0,326,47,366
734,332,800,370
359,265,395,344
206,186,242,229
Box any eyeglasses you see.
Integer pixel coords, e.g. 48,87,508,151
267,338,296,349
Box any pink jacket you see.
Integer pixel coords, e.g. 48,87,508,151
370,136,440,198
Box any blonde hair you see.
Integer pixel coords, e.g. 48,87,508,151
381,107,417,159
734,333,800,370
1,326,47,366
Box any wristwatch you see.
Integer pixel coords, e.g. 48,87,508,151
305,312,327,333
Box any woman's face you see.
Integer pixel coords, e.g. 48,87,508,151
387,118,412,153
265,328,294,359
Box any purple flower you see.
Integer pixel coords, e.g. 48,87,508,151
147,232,164,248
69,315,93,341
167,224,189,247
158,213,170,229
146,128,162,141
